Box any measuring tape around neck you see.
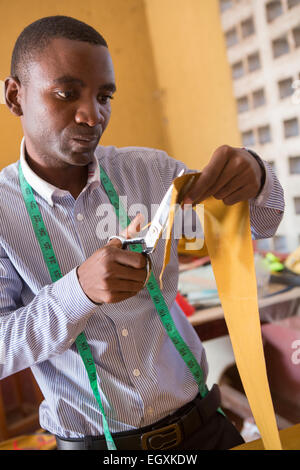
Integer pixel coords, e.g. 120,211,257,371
18,162,219,451
18,163,117,450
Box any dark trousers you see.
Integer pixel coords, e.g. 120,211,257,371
176,412,244,450
55,385,244,451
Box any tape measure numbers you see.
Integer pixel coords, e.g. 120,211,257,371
19,164,116,450
19,162,219,451
101,167,209,397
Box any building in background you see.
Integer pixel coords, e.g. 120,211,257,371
219,0,300,252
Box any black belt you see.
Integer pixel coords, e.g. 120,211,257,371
55,384,221,451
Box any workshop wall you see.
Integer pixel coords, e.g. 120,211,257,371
0,0,240,171
144,0,242,169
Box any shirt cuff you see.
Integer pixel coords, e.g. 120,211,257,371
250,160,274,207
52,267,99,323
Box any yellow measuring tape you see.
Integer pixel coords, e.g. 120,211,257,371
161,172,282,450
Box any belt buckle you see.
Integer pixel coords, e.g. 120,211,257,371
141,423,182,450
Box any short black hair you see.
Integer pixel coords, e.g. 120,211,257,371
11,15,108,85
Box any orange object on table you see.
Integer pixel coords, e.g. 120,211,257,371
175,292,195,317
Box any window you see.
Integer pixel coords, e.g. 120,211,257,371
266,1,283,23
219,0,233,12
289,156,300,174
278,77,294,99
272,36,290,58
232,61,245,79
242,130,255,146
225,28,239,48
241,17,255,38
292,26,300,48
267,161,276,172
237,96,249,113
294,197,300,214
258,125,272,144
253,89,266,108
247,52,261,72
292,79,300,104
288,0,300,9
284,118,299,138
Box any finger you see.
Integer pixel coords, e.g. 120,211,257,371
213,173,249,200
101,244,147,270
101,278,145,292
121,213,145,239
183,146,230,204
106,213,145,249
192,163,235,203
183,166,234,205
223,185,255,205
107,237,123,248
108,263,147,282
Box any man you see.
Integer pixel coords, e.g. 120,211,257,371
1,16,284,450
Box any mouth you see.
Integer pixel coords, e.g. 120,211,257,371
72,135,98,142
71,135,99,148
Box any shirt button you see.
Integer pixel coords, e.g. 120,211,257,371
76,213,84,221
147,406,154,415
121,329,128,337
133,369,140,377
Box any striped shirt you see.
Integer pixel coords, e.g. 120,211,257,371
0,138,284,438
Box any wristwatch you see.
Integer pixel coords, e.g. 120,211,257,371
244,147,266,196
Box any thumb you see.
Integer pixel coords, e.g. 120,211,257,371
121,213,145,240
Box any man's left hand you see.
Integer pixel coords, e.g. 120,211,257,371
183,145,264,206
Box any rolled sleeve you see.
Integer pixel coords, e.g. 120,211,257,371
249,161,285,239
251,161,284,211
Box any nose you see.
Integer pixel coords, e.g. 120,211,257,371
75,98,105,127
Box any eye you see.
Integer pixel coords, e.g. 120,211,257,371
56,90,74,99
98,95,114,105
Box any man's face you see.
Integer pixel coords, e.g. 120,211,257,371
18,37,116,167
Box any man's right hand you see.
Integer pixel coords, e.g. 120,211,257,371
76,214,148,304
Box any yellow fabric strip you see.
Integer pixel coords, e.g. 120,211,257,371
161,172,282,450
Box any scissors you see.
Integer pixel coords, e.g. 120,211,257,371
108,169,198,286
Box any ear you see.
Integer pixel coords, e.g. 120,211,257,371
5,77,23,116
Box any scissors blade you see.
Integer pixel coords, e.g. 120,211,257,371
143,169,185,253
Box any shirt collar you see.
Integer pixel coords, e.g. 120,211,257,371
19,137,100,207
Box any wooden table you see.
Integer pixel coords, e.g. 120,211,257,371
188,284,300,438
231,423,300,450
189,286,300,326
189,285,300,341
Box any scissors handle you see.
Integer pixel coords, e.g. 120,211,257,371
108,235,152,287
108,235,147,250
